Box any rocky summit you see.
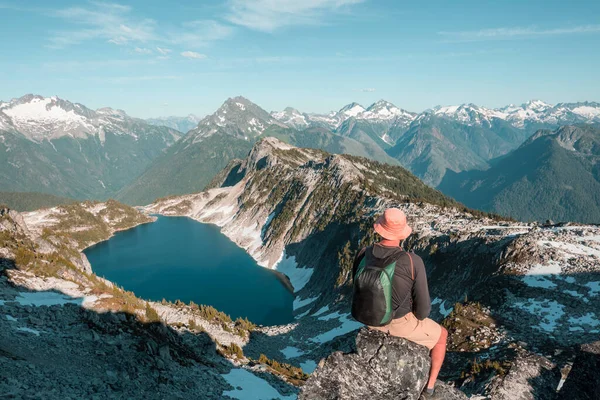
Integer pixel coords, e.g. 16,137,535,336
299,328,467,400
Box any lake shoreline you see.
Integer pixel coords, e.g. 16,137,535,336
85,215,295,326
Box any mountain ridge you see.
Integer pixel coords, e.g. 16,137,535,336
118,98,400,205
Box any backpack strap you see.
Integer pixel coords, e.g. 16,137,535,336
406,252,414,281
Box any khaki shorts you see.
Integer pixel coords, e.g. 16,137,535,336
370,312,442,350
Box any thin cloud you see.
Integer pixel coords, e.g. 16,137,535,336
225,0,365,32
48,2,156,48
133,47,153,54
354,88,376,92
156,46,171,55
46,3,231,50
181,51,207,59
439,25,600,42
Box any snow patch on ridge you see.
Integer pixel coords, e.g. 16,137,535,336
16,327,41,336
280,346,305,358
513,299,565,333
293,296,318,311
300,360,317,374
221,368,295,400
274,251,313,293
521,262,563,289
309,312,362,343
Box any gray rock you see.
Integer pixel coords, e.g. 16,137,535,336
561,341,600,399
300,328,466,400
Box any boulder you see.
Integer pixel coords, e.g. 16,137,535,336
300,328,466,400
561,341,600,399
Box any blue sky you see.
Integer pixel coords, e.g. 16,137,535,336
1,0,599,118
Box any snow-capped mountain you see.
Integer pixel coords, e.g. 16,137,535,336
0,94,181,144
361,100,416,123
394,99,600,187
120,97,397,205
427,103,508,127
270,107,309,130
427,100,600,130
271,100,415,131
0,94,182,199
146,114,202,134
338,102,366,119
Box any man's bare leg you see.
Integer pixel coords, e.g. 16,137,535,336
427,326,448,390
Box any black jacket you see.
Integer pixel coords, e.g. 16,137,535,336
352,244,431,320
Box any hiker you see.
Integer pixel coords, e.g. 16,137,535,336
351,207,447,398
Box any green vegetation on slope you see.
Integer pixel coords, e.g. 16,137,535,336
117,133,254,205
438,125,600,223
336,118,394,150
0,191,76,212
0,127,181,200
387,116,528,186
42,199,153,250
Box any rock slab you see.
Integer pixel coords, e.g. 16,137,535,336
300,327,434,400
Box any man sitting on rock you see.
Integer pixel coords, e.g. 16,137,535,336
352,207,448,398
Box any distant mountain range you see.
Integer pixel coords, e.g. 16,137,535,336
439,125,600,224
146,114,202,134
271,100,600,186
0,94,182,199
2,93,600,222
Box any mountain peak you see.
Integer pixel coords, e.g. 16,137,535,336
224,96,255,107
271,107,308,129
0,93,177,143
339,102,365,116
368,99,394,108
524,99,552,110
187,96,283,141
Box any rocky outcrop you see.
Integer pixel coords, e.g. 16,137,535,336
561,341,600,399
486,350,559,400
299,328,466,400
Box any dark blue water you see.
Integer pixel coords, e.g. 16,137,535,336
84,216,294,326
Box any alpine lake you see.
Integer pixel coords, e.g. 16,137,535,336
84,216,294,326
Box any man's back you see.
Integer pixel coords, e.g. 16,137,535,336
353,244,431,320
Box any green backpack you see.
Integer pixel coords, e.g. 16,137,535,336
351,248,413,327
